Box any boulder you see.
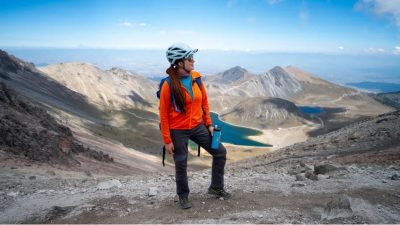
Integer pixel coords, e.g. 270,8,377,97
391,174,399,180
314,164,343,175
322,195,353,220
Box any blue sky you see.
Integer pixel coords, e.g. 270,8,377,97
1,0,399,54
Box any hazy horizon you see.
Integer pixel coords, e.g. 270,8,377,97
3,47,400,86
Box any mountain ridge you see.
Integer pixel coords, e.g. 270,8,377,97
39,62,157,109
0,82,113,166
205,65,303,100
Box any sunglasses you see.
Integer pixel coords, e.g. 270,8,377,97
184,55,194,62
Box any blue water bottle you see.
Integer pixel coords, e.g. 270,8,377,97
211,125,221,150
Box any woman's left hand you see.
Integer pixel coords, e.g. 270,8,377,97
208,125,214,136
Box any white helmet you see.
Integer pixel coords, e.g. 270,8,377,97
166,43,198,65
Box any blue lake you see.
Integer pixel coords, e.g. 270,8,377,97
298,106,323,115
207,112,272,147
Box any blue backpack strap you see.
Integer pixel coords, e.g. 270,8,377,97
194,77,207,115
156,77,168,99
194,77,202,91
157,77,181,113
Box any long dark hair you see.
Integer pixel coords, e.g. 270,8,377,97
166,63,186,113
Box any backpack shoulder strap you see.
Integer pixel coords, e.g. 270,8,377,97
194,77,202,91
156,77,170,99
157,76,181,112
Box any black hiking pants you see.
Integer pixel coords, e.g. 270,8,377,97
170,122,227,198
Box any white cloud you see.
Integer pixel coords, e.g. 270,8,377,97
365,47,386,53
394,46,400,55
119,21,133,27
355,0,400,28
267,0,284,5
338,46,344,50
118,21,147,28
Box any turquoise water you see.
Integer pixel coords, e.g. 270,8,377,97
208,112,272,147
298,106,323,115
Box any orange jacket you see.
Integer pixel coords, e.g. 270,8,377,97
159,70,212,144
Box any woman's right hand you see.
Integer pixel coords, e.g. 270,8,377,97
165,142,174,154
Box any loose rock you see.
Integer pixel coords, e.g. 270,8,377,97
391,174,399,180
314,164,340,175
7,191,19,197
97,179,122,190
291,183,305,187
148,187,158,197
295,174,306,181
305,171,318,181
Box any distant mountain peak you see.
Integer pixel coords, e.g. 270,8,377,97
253,66,303,96
269,66,287,75
226,66,248,73
219,66,249,83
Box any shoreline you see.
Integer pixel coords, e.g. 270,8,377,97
210,111,265,133
211,111,312,150
210,111,271,148
247,125,313,151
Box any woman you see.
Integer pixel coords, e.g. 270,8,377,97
159,43,231,209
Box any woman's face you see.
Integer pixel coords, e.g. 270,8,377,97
183,55,195,71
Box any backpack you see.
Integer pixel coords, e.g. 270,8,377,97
156,76,203,167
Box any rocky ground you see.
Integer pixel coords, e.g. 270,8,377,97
0,111,399,223
0,151,399,223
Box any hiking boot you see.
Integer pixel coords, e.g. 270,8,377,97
208,187,232,199
179,196,192,209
